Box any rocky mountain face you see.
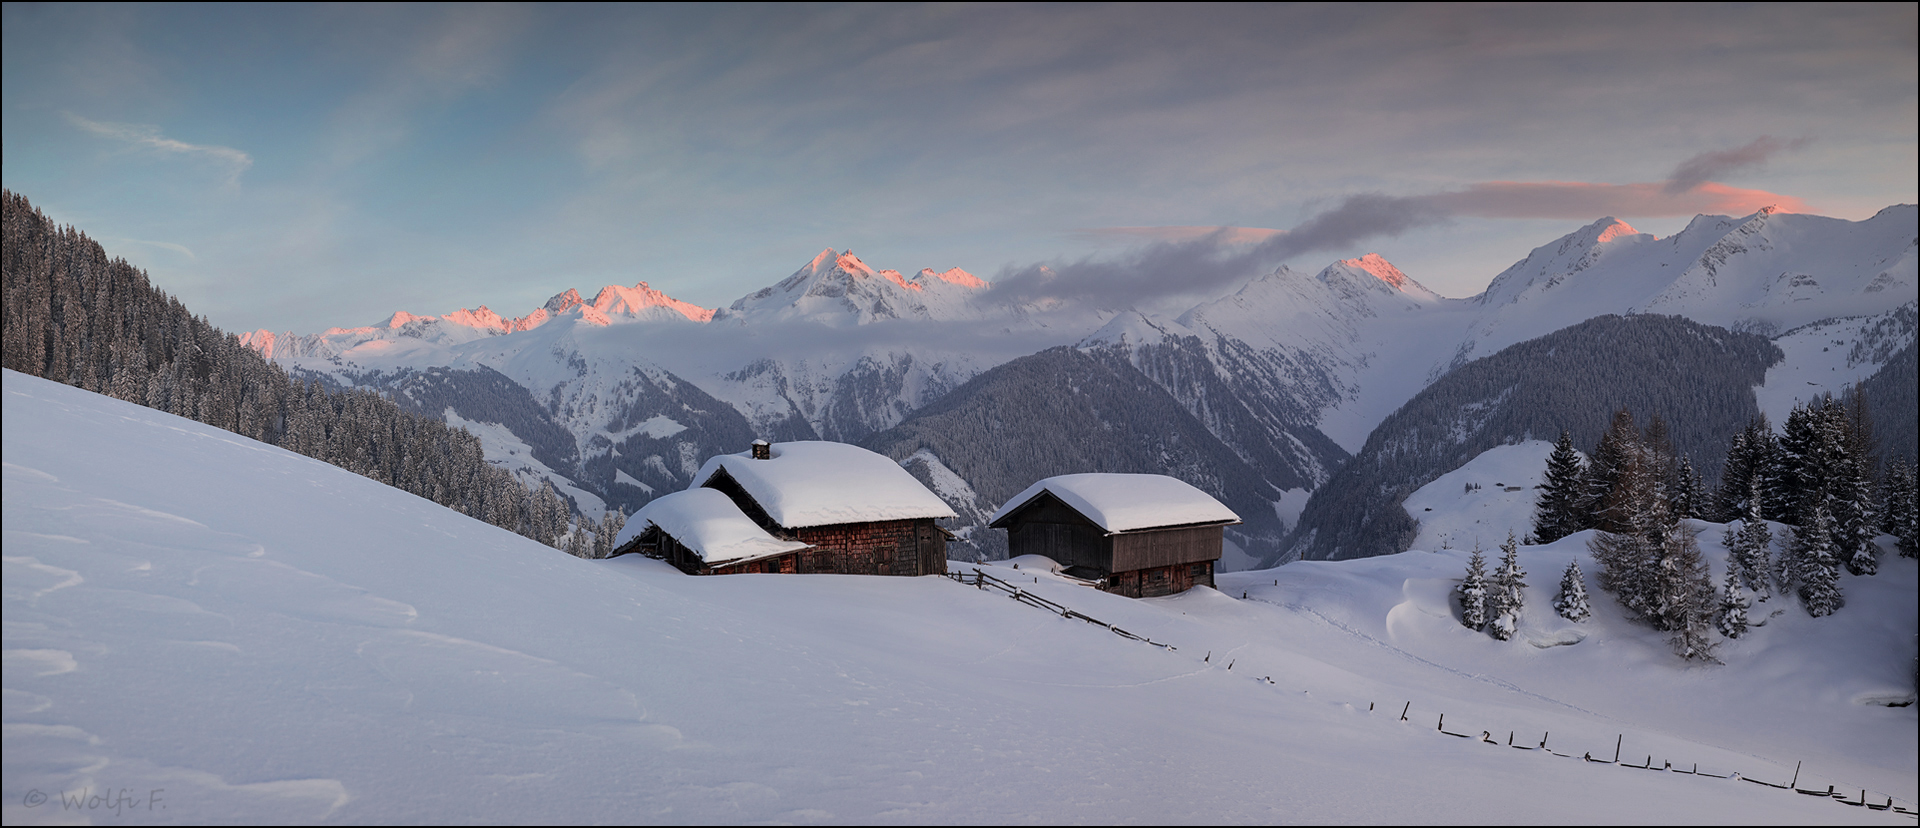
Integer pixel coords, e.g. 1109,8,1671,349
244,206,1917,566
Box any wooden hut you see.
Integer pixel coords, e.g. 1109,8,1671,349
614,440,953,576
988,474,1239,598
609,488,811,575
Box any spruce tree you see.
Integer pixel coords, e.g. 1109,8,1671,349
1584,409,1640,533
1716,565,1749,640
1888,459,1918,560
1589,447,1667,621
1792,504,1843,618
1655,523,1716,659
1531,431,1586,544
1488,532,1527,641
1724,480,1774,602
1553,558,1591,622
1458,544,1489,632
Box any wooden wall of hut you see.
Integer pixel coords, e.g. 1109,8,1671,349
1104,560,1215,598
1110,525,1225,572
793,518,946,577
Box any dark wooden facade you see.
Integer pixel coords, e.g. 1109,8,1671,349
700,467,948,577
995,491,1222,598
622,524,802,576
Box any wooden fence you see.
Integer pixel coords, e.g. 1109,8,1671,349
944,566,1176,649
942,567,1916,819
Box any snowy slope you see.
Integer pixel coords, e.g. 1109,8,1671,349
6,370,1914,824
1402,440,1564,553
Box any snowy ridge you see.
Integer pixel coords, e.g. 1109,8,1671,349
714,248,990,326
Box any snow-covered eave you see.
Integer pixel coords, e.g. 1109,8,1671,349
704,542,811,569
624,515,812,567
987,489,1240,535
1104,518,1241,537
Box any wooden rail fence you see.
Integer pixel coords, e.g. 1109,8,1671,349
944,566,1175,650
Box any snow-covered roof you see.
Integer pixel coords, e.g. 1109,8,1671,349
617,488,810,567
989,473,1240,534
691,441,957,529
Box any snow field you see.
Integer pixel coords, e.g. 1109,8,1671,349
4,370,1913,824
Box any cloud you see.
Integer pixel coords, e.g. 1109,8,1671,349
1664,136,1812,194
992,166,1812,308
62,112,253,183
991,193,1454,308
1430,180,1812,219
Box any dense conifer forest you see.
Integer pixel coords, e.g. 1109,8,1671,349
1,190,621,557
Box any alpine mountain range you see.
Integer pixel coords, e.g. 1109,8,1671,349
240,205,1919,567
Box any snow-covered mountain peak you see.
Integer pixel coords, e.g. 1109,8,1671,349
1080,310,1194,349
587,282,717,323
1317,254,1442,304
918,266,988,289
1475,216,1656,309
717,247,990,326
544,288,587,314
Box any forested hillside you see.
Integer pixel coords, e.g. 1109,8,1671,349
0,190,586,550
1285,314,1782,563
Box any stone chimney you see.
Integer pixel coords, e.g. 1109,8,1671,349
751,439,771,460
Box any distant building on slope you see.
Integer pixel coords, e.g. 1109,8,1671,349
612,440,953,576
989,474,1238,598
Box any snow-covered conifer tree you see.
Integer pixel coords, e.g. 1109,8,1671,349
1888,460,1919,560
1458,544,1489,631
565,515,591,558
1724,479,1774,601
1531,431,1586,544
1553,558,1591,622
1655,523,1716,659
1487,532,1527,641
1791,504,1843,617
1716,565,1749,639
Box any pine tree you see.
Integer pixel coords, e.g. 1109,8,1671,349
565,514,591,558
1487,532,1527,641
1672,456,1706,521
1724,480,1774,602
1888,459,1918,560
1588,447,1667,621
1655,523,1716,660
1716,565,1750,639
1584,409,1640,533
1531,430,1586,544
1553,558,1591,622
1458,544,1489,632
1792,504,1843,618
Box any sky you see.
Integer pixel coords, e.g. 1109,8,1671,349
3,3,1915,334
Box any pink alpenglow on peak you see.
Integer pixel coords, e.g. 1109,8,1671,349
1588,217,1645,245
587,282,716,323
1338,254,1412,291
919,267,987,289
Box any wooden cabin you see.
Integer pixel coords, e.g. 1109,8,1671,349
611,488,811,575
613,440,953,576
988,474,1239,598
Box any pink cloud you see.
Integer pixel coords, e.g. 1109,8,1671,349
1428,180,1813,219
